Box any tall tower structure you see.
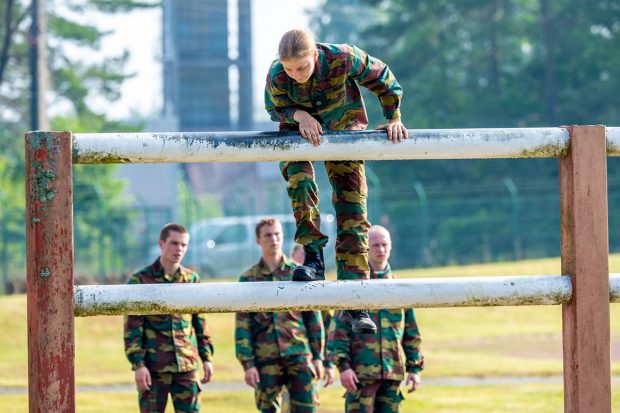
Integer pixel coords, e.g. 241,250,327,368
161,0,266,217
163,0,253,131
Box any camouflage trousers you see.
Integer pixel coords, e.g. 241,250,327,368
138,370,201,413
280,160,370,280
344,379,404,413
254,354,318,413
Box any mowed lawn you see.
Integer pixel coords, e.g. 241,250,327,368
4,384,620,413
1,255,619,412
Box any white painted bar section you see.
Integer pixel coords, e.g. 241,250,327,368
607,127,620,156
72,128,569,164
611,273,620,303
74,275,573,316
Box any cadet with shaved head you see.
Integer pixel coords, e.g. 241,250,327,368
326,225,424,412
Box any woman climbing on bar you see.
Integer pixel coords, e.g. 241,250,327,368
264,29,409,334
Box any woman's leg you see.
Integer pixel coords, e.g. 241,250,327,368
325,160,370,281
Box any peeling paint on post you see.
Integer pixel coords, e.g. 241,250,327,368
26,131,74,413
560,126,611,413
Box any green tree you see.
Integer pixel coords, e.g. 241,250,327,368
0,0,158,204
0,0,159,286
310,0,620,266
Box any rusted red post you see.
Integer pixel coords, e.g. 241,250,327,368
560,125,611,413
26,131,74,413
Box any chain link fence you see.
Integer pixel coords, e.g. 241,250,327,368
3,174,620,294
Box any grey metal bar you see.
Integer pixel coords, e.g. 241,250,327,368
607,127,620,156
74,275,573,316
611,273,620,303
72,128,569,164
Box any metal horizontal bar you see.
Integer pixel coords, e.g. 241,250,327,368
607,128,620,156
74,275,573,316
611,273,620,303
72,128,569,164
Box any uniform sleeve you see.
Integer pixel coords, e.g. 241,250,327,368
264,66,298,127
326,312,354,373
346,44,403,121
123,274,146,370
235,274,256,370
193,313,214,362
403,308,424,374
191,273,214,362
321,311,334,368
302,310,325,361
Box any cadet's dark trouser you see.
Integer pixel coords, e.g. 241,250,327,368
255,354,318,413
138,370,201,413
344,379,404,413
280,160,370,280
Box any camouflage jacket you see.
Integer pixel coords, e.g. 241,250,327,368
265,42,403,132
235,256,325,370
326,264,424,381
123,258,214,373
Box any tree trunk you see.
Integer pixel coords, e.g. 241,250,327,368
0,0,15,86
489,0,501,97
540,0,557,125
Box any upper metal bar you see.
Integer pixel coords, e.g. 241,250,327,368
611,273,620,302
72,128,569,164
607,127,620,156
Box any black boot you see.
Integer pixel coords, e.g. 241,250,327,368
292,247,325,281
338,309,377,334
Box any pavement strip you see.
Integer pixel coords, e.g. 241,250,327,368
2,376,620,395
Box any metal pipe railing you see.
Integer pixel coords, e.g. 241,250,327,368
72,128,570,164
606,127,620,155
74,275,576,316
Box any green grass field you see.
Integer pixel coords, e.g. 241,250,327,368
1,255,619,412
3,384,620,413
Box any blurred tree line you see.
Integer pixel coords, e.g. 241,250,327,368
2,0,620,284
310,0,620,266
0,0,157,289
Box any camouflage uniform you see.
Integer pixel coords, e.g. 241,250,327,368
265,43,403,280
235,256,325,412
321,310,334,370
327,265,424,412
124,258,214,413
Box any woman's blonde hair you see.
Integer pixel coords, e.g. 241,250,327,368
278,29,316,61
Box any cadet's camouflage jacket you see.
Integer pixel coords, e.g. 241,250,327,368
327,264,424,381
123,258,214,373
265,42,403,131
235,256,325,370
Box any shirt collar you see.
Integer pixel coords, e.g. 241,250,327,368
371,263,392,279
257,255,295,280
311,44,327,84
153,258,192,282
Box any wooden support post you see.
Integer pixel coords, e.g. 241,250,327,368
560,125,611,413
26,132,74,413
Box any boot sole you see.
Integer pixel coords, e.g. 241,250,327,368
352,325,378,335
337,311,378,334
292,268,325,282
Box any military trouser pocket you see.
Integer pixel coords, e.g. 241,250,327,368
344,388,362,402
